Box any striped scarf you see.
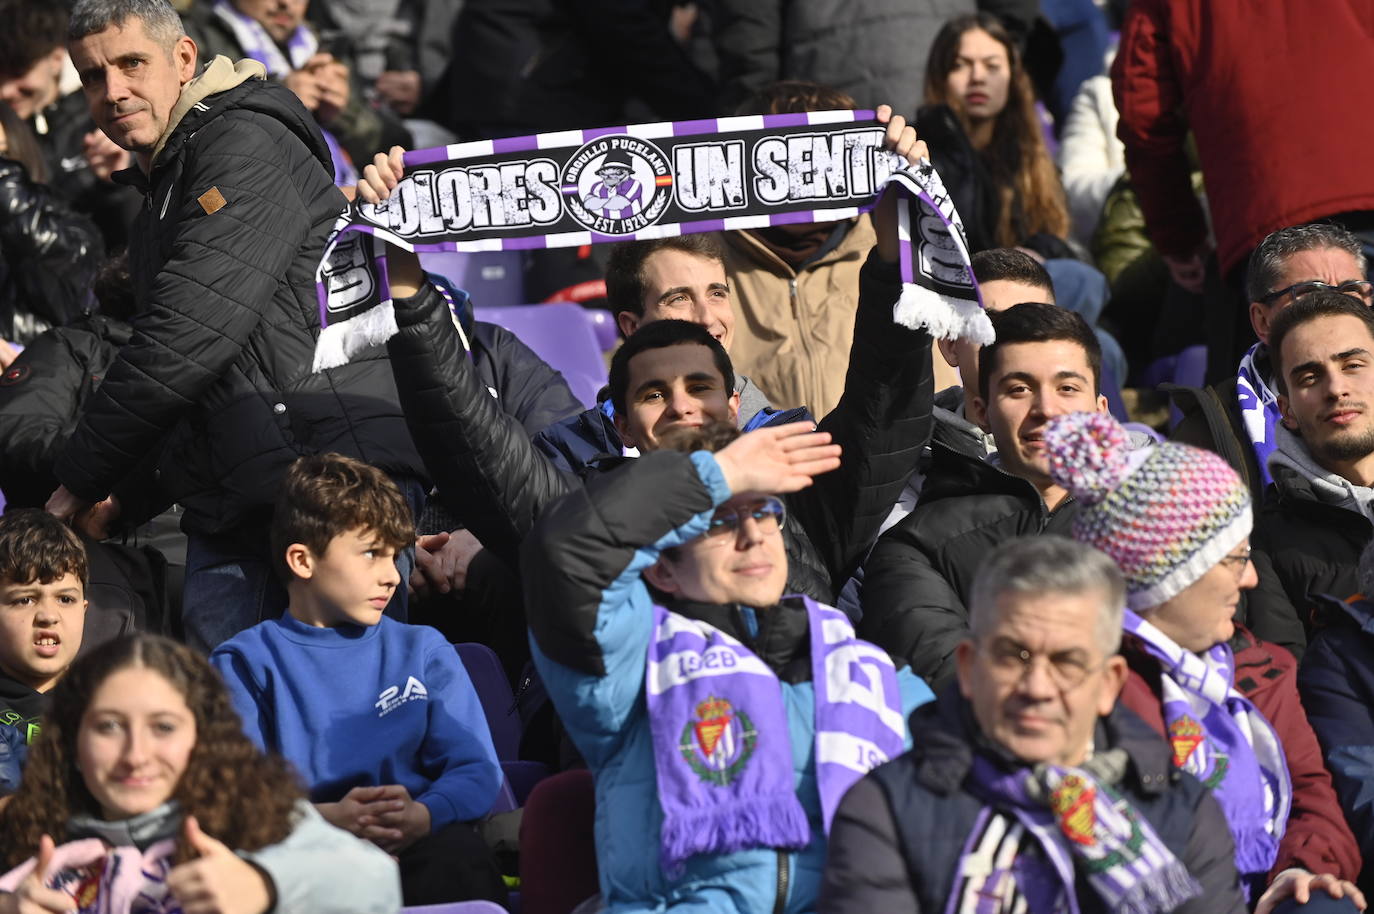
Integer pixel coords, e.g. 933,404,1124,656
645,597,905,872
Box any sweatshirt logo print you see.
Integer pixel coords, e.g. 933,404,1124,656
375,676,428,717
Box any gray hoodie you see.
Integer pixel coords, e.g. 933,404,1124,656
1269,426,1374,522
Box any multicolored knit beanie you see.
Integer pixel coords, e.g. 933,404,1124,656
1044,412,1252,610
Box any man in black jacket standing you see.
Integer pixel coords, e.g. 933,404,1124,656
47,0,427,650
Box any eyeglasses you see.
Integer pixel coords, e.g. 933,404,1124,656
1218,546,1253,578
1260,279,1373,306
702,496,786,539
979,640,1103,691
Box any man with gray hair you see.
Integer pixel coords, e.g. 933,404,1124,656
821,535,1245,914
45,0,426,649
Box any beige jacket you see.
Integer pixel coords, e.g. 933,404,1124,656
723,215,876,417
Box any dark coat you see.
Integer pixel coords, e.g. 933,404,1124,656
819,689,1246,914
860,444,1079,689
52,73,426,535
1121,626,1362,886
388,251,935,607
0,157,103,342
1298,595,1374,895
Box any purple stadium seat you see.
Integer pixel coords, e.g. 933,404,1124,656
455,643,521,761
1168,344,1209,428
473,303,609,408
419,250,526,308
401,902,509,914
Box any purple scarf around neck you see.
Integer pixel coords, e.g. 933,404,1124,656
644,597,905,872
950,755,1202,914
1124,610,1291,887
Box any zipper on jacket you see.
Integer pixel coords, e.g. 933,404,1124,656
773,850,790,914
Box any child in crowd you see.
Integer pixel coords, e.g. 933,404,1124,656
0,634,399,913
211,453,506,907
0,510,89,747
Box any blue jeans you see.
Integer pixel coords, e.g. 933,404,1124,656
182,478,425,652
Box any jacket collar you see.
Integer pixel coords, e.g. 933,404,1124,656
68,801,182,851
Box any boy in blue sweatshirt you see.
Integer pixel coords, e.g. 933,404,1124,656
210,453,506,906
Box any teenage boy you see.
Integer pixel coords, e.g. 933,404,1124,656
0,509,88,746
210,453,505,907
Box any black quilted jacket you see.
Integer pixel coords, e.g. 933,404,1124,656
53,75,426,535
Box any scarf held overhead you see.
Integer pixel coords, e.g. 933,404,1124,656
644,598,905,872
312,110,989,370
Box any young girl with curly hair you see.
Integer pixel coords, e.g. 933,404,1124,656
0,634,400,914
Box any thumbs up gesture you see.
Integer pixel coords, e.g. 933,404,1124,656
2,835,78,914
165,817,273,914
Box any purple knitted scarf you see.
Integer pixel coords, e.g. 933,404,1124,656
644,598,905,871
1125,611,1291,884
950,756,1202,914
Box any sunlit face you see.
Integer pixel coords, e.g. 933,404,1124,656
956,589,1127,766
0,573,87,692
616,249,735,351
938,278,1053,399
0,47,65,120
1144,542,1256,653
613,343,740,451
77,666,196,820
232,0,308,44
290,528,400,627
972,340,1107,489
1278,313,1374,472
945,28,1011,123
644,494,789,608
1251,246,1369,345
70,20,198,165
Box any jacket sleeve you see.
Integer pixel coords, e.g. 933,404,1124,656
54,111,328,502
1109,0,1209,259
0,329,91,505
481,323,586,437
243,801,402,914
1298,628,1374,873
1254,644,1363,882
0,158,103,328
1176,782,1248,914
414,637,504,828
858,515,968,691
1243,548,1308,661
818,776,919,914
520,451,729,755
387,282,580,565
209,647,275,754
789,251,936,595
1056,76,1123,241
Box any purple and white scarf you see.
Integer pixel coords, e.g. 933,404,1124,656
212,0,357,187
311,112,990,370
951,756,1202,914
644,598,905,871
1125,611,1291,882
1236,343,1280,489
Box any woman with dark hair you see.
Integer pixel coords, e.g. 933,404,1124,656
921,12,1070,250
0,634,400,914
0,104,103,347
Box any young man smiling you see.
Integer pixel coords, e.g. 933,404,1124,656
859,302,1111,689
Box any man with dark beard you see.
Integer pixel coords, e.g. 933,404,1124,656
1252,291,1374,638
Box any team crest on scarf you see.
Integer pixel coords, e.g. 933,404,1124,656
1169,715,1204,768
562,137,673,234
678,696,758,786
1050,773,1097,846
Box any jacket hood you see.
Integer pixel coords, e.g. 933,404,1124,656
931,385,996,458
1269,425,1374,522
148,56,332,177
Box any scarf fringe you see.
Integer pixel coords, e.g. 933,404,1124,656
312,302,397,372
658,791,810,873
893,281,995,344
1116,860,1202,914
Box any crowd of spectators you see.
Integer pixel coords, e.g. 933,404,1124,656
2,0,1374,912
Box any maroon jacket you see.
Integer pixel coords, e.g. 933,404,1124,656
1112,0,1374,275
1120,626,1361,883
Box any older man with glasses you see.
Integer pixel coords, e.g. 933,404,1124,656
821,535,1247,914
520,417,934,914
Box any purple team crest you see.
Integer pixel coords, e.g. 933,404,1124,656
678,696,758,786
562,135,673,234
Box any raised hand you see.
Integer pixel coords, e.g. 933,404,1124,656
873,103,931,263
1,835,76,914
166,816,272,914
713,422,842,496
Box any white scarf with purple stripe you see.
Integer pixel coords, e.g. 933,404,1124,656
645,597,905,871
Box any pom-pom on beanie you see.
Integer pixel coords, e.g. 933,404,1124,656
1044,412,1252,610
